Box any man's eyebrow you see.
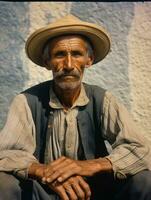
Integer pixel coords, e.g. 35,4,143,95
54,50,65,54
51,48,66,53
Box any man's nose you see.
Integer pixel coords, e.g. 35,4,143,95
64,54,74,71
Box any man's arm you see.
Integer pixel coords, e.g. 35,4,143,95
0,94,38,179
102,91,150,179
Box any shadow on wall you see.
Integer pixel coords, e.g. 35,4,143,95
0,2,29,129
71,2,134,109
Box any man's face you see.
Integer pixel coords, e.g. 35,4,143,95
46,35,93,90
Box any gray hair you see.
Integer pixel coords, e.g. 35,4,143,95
42,35,94,64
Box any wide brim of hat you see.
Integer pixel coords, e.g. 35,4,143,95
25,21,111,67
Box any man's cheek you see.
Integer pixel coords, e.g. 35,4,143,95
74,61,84,70
77,64,85,73
52,63,63,72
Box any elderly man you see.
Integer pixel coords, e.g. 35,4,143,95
0,15,151,200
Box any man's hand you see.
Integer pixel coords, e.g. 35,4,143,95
28,162,91,199
49,175,91,200
42,156,112,183
28,162,47,180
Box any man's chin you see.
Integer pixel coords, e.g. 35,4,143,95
56,81,81,90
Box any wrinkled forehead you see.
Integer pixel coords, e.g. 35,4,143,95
45,34,93,49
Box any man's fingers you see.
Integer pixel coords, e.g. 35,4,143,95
44,168,64,183
57,164,80,182
43,160,79,183
77,176,91,200
50,175,91,200
42,156,69,182
70,180,85,200
42,156,74,183
57,187,69,200
50,183,69,200
67,176,91,200
63,183,78,200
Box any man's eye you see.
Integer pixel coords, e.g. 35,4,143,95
72,51,83,57
54,51,65,57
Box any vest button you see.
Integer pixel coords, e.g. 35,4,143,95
48,124,52,128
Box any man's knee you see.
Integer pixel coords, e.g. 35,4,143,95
130,170,151,197
0,172,21,200
115,170,151,200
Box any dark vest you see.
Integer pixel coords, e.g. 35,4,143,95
22,80,108,163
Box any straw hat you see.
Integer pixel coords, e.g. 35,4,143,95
25,14,111,67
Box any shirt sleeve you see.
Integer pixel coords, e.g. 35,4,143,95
0,94,38,179
102,91,150,179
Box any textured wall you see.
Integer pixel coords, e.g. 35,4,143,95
0,2,151,139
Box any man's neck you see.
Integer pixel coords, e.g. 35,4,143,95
53,84,81,109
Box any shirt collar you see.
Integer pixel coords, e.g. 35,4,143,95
49,83,89,109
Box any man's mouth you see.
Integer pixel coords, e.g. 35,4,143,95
60,75,79,80
55,74,80,82
62,74,75,78
59,74,79,79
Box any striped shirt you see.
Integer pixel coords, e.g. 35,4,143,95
0,83,150,180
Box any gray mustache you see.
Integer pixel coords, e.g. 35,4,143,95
54,70,80,78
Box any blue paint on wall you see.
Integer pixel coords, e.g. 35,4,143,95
0,2,30,129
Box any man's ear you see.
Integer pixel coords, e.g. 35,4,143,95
85,55,94,68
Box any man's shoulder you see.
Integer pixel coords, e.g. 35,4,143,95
21,80,52,96
21,80,52,113
82,82,106,96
